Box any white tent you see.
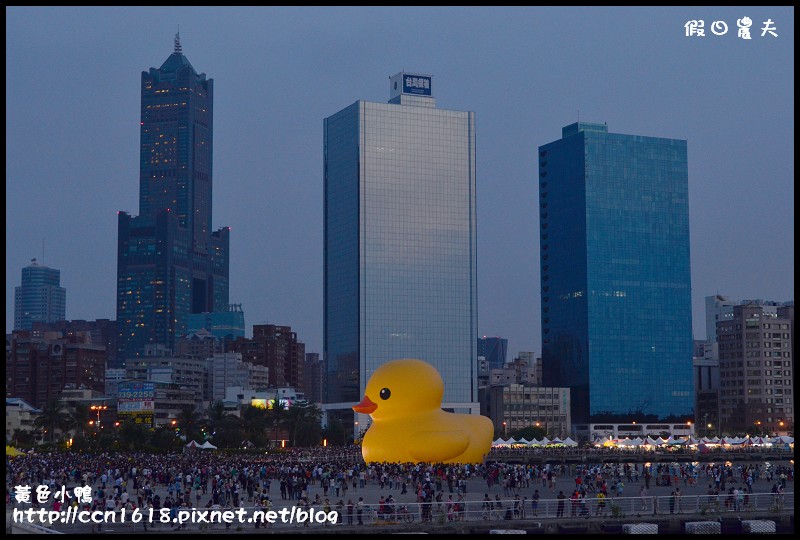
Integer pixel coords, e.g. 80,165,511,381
561,437,578,447
539,437,551,445
199,441,217,449
631,437,645,446
492,438,505,447
185,440,200,448
517,438,531,445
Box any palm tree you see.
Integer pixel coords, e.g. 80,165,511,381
176,405,203,442
240,404,269,447
266,392,288,447
33,400,69,444
285,400,323,447
66,403,92,440
206,401,231,434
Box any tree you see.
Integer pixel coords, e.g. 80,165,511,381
176,405,203,442
510,425,548,442
66,403,92,440
118,421,151,451
266,393,288,447
204,400,236,443
212,415,244,449
322,418,346,446
33,400,69,444
285,401,323,447
11,428,36,448
149,424,182,451
240,404,269,447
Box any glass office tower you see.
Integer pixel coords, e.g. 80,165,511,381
324,73,478,425
14,259,66,331
540,122,693,424
116,35,229,361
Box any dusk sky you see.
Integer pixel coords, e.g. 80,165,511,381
6,6,794,356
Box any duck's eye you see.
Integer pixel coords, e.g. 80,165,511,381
379,388,391,400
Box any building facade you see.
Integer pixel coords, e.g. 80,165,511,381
6,332,106,409
208,352,269,403
540,122,693,424
230,324,305,390
324,72,478,434
482,384,571,438
303,352,326,404
116,34,230,362
717,303,793,435
32,319,119,368
478,337,508,370
14,259,66,331
125,355,208,406
6,397,40,444
693,339,720,436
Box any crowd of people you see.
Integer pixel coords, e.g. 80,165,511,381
5,445,793,530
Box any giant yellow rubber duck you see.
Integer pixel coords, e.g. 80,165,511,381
352,358,493,464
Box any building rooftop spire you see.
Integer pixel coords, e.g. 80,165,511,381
174,31,182,54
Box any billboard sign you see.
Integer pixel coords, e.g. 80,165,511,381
403,75,431,96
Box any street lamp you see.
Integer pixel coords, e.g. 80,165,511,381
90,405,107,432
703,413,709,437
354,421,359,444
502,421,507,438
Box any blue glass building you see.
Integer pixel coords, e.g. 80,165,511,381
540,122,693,423
478,337,508,370
186,304,245,342
14,259,66,330
116,35,229,361
324,72,478,421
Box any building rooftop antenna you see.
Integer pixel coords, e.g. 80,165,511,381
174,27,182,54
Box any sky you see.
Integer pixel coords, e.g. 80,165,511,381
6,6,794,357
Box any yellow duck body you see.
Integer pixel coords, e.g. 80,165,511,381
353,358,493,464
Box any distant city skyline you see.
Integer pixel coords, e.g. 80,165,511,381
6,7,794,357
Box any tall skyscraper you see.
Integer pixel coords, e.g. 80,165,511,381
540,122,693,424
14,259,66,331
116,34,229,361
324,72,478,433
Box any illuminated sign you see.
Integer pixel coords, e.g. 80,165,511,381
118,400,154,413
403,75,431,96
250,397,293,409
118,381,155,400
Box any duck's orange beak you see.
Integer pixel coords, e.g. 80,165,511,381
352,395,377,414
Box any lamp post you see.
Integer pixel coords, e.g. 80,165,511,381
354,421,359,444
502,421,507,438
90,405,107,432
703,413,708,438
